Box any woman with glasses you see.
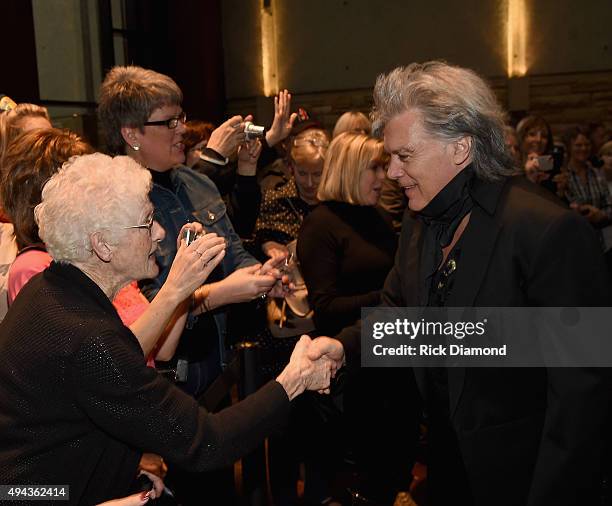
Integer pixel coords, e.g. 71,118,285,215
0,129,223,501
0,151,332,504
1,127,228,365
98,65,287,394
97,66,293,503
254,126,329,262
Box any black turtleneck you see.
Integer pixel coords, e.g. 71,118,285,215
298,201,397,336
149,168,174,191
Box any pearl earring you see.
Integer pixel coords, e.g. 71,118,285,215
132,144,140,151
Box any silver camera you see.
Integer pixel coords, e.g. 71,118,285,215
244,121,265,141
182,228,198,246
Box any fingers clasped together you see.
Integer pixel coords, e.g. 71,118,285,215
277,335,346,400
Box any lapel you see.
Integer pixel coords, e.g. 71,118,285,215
446,177,507,419
405,218,424,306
402,219,429,394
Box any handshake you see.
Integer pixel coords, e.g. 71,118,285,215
276,335,345,401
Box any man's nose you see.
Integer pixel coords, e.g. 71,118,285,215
387,159,403,180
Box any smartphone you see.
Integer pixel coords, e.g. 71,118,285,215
537,155,554,172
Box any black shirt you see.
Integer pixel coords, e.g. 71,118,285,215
298,201,397,336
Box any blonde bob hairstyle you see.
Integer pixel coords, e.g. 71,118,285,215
317,132,387,205
332,111,371,138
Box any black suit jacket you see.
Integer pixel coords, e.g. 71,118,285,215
338,176,612,506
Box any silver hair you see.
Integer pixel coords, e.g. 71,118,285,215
371,61,516,181
35,153,152,264
98,65,183,155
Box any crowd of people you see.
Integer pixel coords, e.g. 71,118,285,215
0,60,611,506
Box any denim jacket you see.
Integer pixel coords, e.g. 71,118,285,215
140,165,258,366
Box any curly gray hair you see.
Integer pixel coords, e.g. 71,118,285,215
35,153,152,264
371,61,516,181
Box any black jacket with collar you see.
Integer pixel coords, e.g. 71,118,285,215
337,175,612,506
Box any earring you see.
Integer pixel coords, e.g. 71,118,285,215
131,144,140,152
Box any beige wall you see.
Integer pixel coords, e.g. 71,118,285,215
32,0,102,103
27,0,612,132
223,0,611,98
526,0,611,75
222,0,612,130
31,0,101,141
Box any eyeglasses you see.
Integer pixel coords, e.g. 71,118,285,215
143,111,187,129
123,215,154,233
293,137,329,148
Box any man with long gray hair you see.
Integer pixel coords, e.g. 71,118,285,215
309,61,612,505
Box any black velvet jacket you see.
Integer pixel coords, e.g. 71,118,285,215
0,262,289,504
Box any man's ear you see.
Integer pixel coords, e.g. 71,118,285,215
90,231,113,263
453,136,472,166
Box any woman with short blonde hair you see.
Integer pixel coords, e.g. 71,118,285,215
332,110,371,138
317,131,388,205
297,131,413,504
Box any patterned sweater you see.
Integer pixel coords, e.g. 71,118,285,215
254,178,315,248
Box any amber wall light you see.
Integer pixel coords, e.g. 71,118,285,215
261,0,279,97
507,0,527,77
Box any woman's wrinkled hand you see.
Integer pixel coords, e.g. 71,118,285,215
164,230,226,301
276,335,333,400
96,470,164,505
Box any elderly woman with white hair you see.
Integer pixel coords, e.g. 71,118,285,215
0,153,331,504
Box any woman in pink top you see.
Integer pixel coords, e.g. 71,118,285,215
9,248,146,324
8,247,154,366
